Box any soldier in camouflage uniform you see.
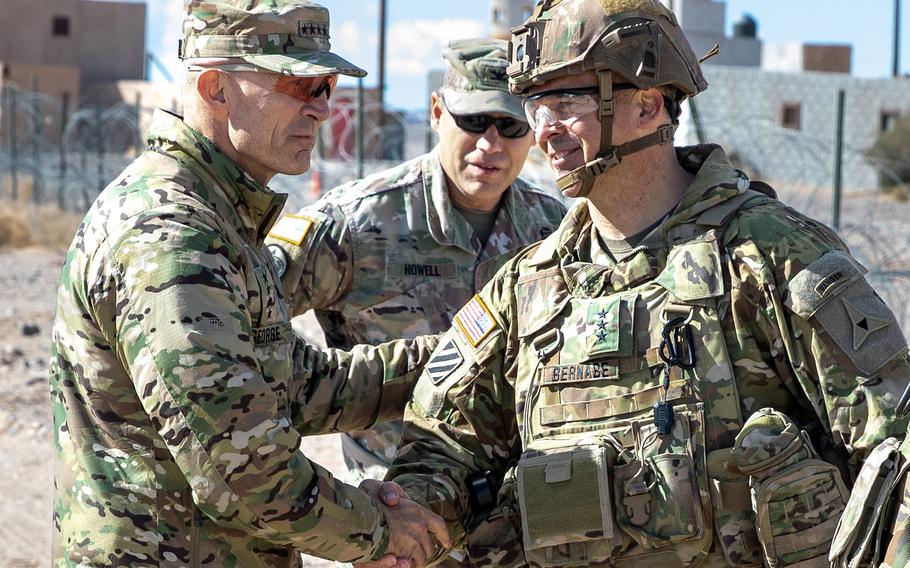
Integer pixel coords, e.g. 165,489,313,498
49,2,450,567
265,39,566,488
378,1,910,567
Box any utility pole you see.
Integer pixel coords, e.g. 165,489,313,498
895,0,902,77
378,0,387,158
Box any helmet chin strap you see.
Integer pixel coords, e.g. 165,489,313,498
555,70,678,198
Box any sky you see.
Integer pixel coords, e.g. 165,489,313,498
138,0,910,111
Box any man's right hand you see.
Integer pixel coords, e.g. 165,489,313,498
356,480,451,568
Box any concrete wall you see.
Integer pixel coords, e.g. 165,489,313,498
0,0,145,84
684,66,910,190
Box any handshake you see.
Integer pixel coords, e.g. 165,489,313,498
355,479,452,568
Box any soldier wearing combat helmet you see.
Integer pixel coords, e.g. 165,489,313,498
371,1,910,567
50,1,450,566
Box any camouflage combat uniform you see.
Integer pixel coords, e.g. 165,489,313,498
266,150,566,483
49,110,436,567
388,146,910,567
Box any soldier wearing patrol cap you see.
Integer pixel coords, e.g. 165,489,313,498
371,1,910,568
49,1,450,567
265,38,565,497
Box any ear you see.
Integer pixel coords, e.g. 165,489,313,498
196,69,229,117
636,88,665,128
429,91,443,132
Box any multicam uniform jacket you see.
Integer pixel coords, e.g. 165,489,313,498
266,150,566,482
389,145,910,568
49,110,437,568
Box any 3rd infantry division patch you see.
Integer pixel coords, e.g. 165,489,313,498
427,339,463,385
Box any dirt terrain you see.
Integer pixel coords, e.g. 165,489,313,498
0,247,343,567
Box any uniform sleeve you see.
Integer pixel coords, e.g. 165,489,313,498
386,265,523,555
730,216,910,467
289,333,440,436
265,200,354,316
108,212,391,562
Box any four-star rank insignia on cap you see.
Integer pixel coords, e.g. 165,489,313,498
454,295,498,347
427,339,463,385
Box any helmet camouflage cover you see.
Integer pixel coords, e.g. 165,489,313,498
507,0,707,97
507,0,710,197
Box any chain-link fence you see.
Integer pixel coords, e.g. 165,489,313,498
2,79,909,331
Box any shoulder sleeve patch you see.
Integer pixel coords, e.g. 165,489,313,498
268,214,314,246
454,295,499,347
787,250,907,375
412,330,472,418
786,249,866,317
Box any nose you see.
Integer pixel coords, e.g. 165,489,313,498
476,124,503,153
535,119,563,148
301,91,331,122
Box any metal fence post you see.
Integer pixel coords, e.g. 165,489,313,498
832,88,845,231
95,106,104,198
357,77,364,179
9,84,18,201
59,91,69,210
31,75,43,204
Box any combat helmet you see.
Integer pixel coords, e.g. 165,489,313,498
507,0,712,197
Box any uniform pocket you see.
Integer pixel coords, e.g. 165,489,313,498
613,453,703,546
357,282,449,343
610,407,713,562
517,444,621,567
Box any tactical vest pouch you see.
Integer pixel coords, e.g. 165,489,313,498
517,443,620,567
732,409,849,568
611,411,708,552
829,437,908,568
706,448,763,567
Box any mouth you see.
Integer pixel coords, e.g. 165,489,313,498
467,162,502,176
292,134,315,147
549,146,582,169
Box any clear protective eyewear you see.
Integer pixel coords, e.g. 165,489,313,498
523,84,637,131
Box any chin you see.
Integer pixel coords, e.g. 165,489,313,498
558,180,584,199
282,157,311,177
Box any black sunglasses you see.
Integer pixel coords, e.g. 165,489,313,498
442,99,531,139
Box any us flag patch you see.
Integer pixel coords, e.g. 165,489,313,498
427,339,463,385
454,295,497,347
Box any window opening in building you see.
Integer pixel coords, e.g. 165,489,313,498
493,8,504,23
781,103,801,130
881,110,900,133
53,16,70,37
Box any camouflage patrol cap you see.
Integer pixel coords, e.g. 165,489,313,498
180,0,366,78
441,38,525,122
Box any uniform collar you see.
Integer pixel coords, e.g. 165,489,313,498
539,144,750,268
146,109,287,243
421,147,540,258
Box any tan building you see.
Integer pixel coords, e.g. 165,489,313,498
0,0,163,148
0,0,145,84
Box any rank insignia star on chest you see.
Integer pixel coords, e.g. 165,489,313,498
843,297,891,350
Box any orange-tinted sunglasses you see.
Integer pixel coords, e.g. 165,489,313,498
274,75,338,104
